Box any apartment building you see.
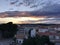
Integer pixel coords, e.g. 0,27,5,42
15,24,60,43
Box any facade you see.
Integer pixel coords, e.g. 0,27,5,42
16,24,60,43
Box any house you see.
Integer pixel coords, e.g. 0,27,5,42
16,24,60,44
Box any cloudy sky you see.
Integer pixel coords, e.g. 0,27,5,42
0,0,60,24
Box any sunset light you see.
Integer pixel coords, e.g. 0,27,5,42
0,17,46,24
0,0,60,45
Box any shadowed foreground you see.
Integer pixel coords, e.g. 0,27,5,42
0,22,18,39
22,35,55,45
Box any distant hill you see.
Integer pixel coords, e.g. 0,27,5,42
19,23,60,27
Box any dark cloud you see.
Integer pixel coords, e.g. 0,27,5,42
0,10,60,18
10,0,19,5
0,11,33,17
41,4,60,13
31,4,60,16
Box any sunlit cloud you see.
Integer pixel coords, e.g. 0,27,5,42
0,17,46,24
0,16,60,24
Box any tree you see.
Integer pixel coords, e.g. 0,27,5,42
0,22,18,38
22,35,55,45
39,35,50,45
22,37,36,45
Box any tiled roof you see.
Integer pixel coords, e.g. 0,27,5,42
16,34,25,39
38,32,60,36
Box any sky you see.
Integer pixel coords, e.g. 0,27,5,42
0,0,60,24
0,0,36,12
0,0,60,12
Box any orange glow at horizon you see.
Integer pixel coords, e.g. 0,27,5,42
0,17,46,24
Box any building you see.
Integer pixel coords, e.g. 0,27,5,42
16,24,60,44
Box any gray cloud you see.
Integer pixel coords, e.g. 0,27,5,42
30,0,60,16
32,4,60,16
39,18,60,24
18,17,60,24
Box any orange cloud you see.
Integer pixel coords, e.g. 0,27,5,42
0,11,47,18
0,11,47,24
